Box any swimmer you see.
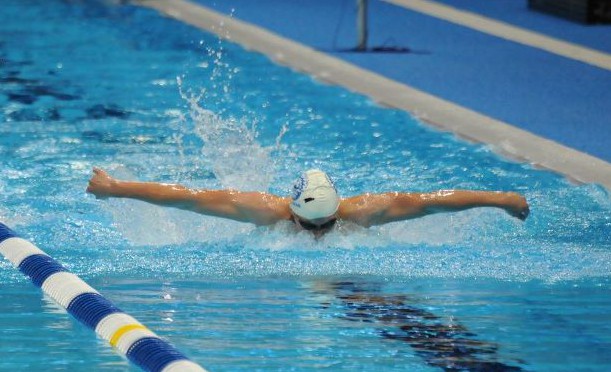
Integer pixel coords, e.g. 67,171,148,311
86,167,529,236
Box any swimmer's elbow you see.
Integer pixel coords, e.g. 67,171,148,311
381,194,428,222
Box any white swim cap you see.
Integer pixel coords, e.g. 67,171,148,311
290,169,340,220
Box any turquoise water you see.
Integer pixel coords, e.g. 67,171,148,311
1,1,610,371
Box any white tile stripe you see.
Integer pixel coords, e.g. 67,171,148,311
385,0,611,71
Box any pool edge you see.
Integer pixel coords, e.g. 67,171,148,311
135,0,611,192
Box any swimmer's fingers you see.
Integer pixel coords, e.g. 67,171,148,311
516,205,530,221
506,208,528,221
507,194,529,221
87,167,112,199
92,167,108,176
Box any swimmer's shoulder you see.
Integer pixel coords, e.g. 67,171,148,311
244,193,292,225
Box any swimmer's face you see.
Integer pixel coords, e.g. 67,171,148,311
294,215,337,237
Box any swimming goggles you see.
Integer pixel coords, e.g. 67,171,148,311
295,217,337,231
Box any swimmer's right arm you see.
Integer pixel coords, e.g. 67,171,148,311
86,168,290,225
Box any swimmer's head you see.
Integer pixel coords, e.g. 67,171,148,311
290,169,340,220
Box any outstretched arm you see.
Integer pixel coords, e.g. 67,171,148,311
339,190,529,227
86,168,290,225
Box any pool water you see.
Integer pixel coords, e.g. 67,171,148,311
1,0,610,371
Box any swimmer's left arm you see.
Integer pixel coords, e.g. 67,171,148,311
413,190,529,220
340,190,529,226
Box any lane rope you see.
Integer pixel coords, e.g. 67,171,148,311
0,222,208,372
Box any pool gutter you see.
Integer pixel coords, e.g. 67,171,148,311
136,0,611,192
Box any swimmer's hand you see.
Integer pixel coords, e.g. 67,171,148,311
86,167,116,199
504,192,530,221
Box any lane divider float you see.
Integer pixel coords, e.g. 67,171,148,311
0,222,208,372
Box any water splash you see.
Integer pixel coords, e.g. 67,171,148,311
177,76,283,191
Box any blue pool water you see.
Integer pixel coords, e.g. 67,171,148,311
1,1,610,371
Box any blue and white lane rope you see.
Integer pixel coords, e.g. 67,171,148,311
0,222,207,372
